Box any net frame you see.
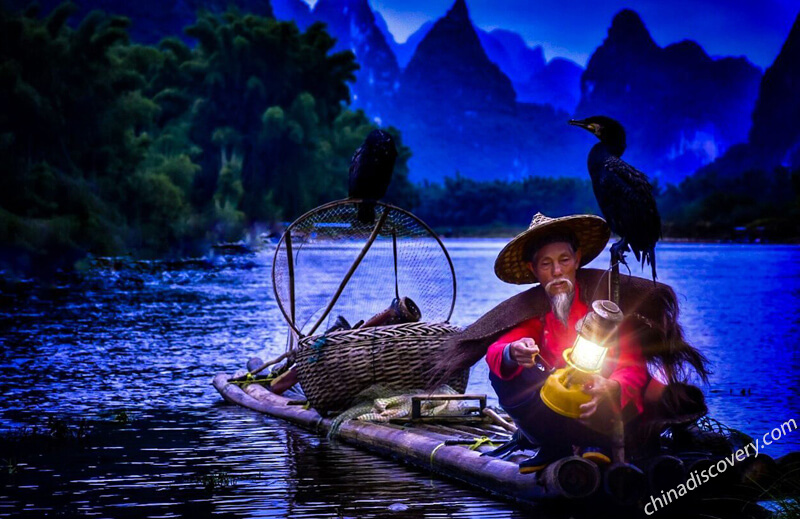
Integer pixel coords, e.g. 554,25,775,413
272,199,457,338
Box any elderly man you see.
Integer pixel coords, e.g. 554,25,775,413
487,213,647,472
429,212,709,473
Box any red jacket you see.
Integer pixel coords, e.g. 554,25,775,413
486,284,648,414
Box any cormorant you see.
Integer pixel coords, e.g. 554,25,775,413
348,129,398,224
569,116,661,281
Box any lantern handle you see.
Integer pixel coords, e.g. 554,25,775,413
531,352,554,373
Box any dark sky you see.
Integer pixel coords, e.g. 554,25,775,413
308,0,798,69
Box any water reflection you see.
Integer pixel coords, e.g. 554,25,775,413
449,240,800,456
0,242,798,517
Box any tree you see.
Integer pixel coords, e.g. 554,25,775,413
0,3,156,273
0,3,419,276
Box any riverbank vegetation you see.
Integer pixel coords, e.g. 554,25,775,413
1,3,798,278
0,3,416,276
416,167,800,241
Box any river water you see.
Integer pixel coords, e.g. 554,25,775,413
0,240,798,518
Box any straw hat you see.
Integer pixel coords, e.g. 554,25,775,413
494,213,610,284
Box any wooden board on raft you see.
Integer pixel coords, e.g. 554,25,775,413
212,371,798,512
212,373,588,507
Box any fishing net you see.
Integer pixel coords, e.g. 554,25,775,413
327,384,466,438
693,416,754,453
271,200,464,414
661,416,755,455
272,200,456,337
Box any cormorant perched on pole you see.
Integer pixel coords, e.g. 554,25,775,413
348,129,398,224
569,116,661,281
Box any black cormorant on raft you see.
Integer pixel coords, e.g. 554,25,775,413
569,116,661,281
348,129,398,224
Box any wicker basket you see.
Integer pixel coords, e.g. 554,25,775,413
294,321,467,414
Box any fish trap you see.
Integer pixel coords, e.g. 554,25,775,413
272,199,466,414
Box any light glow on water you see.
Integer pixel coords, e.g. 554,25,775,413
0,241,798,517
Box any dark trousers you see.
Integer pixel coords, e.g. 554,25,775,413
490,368,612,451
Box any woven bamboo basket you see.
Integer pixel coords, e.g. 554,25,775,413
274,200,464,414
294,321,467,415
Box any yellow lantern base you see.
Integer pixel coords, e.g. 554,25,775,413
540,368,592,418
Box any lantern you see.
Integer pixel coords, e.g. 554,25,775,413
540,300,623,418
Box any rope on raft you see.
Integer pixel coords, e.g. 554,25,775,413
227,372,277,387
327,384,469,438
468,436,497,451
429,436,499,466
229,350,295,383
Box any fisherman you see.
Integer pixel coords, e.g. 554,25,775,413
488,212,648,471
429,212,709,473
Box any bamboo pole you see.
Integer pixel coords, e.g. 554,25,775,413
286,232,296,327
639,455,685,492
212,373,592,504
608,256,625,464
482,408,517,433
229,350,293,382
604,462,646,506
610,259,620,307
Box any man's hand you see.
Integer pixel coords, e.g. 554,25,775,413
579,374,621,427
508,338,540,368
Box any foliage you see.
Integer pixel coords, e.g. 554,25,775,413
2,2,795,278
414,174,599,229
0,3,416,276
2,416,92,443
413,167,800,242
180,11,359,219
190,470,242,493
657,166,800,241
0,3,146,274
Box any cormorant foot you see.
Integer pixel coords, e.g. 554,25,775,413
610,241,629,266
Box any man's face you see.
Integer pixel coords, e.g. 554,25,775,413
527,241,581,295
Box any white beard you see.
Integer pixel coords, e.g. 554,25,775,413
545,278,575,326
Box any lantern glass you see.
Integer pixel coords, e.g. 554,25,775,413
570,335,608,372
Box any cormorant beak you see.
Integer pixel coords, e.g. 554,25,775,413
568,119,601,136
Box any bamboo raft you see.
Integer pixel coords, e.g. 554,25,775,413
212,376,608,507
212,363,799,513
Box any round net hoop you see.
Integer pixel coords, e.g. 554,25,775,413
272,199,457,338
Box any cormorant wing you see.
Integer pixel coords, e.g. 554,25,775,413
596,155,662,254
348,145,366,198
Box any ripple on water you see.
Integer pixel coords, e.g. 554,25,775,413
1,243,799,517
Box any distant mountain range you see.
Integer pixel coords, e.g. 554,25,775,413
369,11,581,113
308,0,400,120
4,0,276,43
274,0,795,184
385,0,586,182
298,0,582,121
574,9,762,183
271,0,314,30
401,0,516,115
391,21,433,69
5,0,798,184
694,12,800,179
749,12,800,168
